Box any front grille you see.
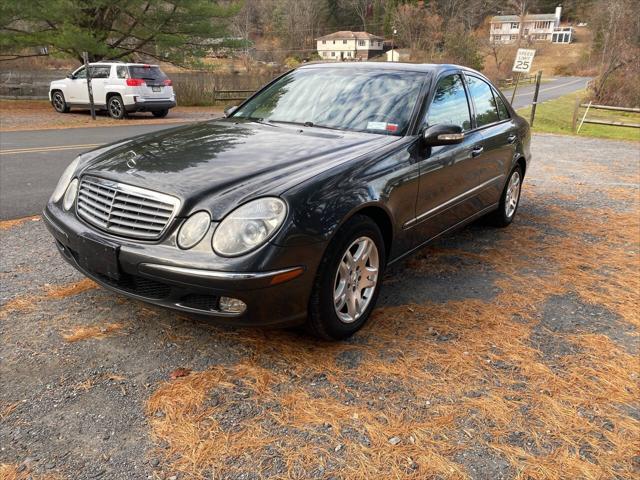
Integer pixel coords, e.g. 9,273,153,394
76,176,179,240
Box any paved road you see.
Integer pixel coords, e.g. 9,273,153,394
0,123,191,220
0,76,591,220
508,75,591,110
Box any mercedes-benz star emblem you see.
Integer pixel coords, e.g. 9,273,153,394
125,151,138,169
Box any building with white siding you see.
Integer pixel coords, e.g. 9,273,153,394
316,31,384,61
490,5,573,44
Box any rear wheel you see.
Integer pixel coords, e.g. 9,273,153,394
152,109,169,118
307,215,386,340
51,91,70,113
107,95,126,119
487,166,523,227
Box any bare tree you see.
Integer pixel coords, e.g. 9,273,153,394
392,4,443,60
340,0,373,31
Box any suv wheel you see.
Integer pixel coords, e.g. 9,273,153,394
307,215,386,340
107,95,126,119
51,91,70,113
152,109,169,118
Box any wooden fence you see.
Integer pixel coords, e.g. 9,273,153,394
213,89,255,102
500,73,537,88
572,101,640,133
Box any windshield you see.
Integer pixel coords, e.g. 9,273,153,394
232,68,425,136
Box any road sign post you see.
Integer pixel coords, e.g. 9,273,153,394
510,48,536,105
82,52,96,120
529,70,543,126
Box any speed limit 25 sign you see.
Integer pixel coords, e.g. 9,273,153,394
512,48,536,73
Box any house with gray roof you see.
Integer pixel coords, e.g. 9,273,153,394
490,5,573,44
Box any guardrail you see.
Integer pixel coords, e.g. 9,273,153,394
572,101,640,133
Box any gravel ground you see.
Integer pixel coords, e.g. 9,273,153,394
0,100,222,131
1,133,638,480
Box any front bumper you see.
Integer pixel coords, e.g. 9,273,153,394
42,204,322,327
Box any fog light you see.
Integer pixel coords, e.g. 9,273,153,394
219,296,246,314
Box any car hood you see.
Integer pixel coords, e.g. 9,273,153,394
81,119,400,219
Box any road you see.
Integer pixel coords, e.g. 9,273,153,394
0,76,591,220
508,75,591,110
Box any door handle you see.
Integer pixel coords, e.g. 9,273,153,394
507,134,517,144
471,145,484,157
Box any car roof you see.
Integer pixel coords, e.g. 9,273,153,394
297,61,480,75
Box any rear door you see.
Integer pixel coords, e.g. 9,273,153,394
88,65,111,106
410,72,483,242
463,74,517,207
128,65,172,99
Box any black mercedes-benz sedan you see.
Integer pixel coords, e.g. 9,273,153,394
43,62,530,339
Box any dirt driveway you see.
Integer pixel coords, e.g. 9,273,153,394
0,100,222,131
1,134,638,480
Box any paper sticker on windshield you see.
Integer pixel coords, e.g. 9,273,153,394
367,121,399,132
366,121,388,130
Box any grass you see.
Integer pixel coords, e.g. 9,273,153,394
517,90,640,142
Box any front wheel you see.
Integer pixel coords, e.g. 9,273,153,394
51,91,70,113
487,166,523,227
307,215,386,340
107,95,127,119
152,109,169,118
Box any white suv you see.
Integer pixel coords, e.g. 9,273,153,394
49,62,176,119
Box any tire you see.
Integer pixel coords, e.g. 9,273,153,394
486,165,523,227
107,95,127,119
51,91,70,113
152,109,169,118
307,214,386,340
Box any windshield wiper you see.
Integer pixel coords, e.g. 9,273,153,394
268,120,342,132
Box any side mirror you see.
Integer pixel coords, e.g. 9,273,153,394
422,124,464,146
224,105,238,118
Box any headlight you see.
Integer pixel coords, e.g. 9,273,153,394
212,197,287,256
177,211,211,249
63,178,78,211
51,157,80,203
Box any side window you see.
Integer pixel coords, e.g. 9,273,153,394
116,66,128,79
466,76,500,127
89,66,110,79
425,74,472,131
493,88,510,120
74,67,87,79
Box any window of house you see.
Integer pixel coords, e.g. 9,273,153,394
424,74,472,131
331,51,335,57
343,40,347,44
510,35,518,40
358,40,365,46
511,22,519,29
466,76,500,127
332,40,335,44
322,40,326,44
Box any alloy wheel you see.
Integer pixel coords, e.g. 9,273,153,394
504,171,521,218
333,236,379,324
109,98,123,118
53,93,65,112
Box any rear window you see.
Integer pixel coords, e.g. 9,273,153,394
128,66,167,81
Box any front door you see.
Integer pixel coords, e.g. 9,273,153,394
409,73,481,243
67,66,88,103
88,65,112,107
